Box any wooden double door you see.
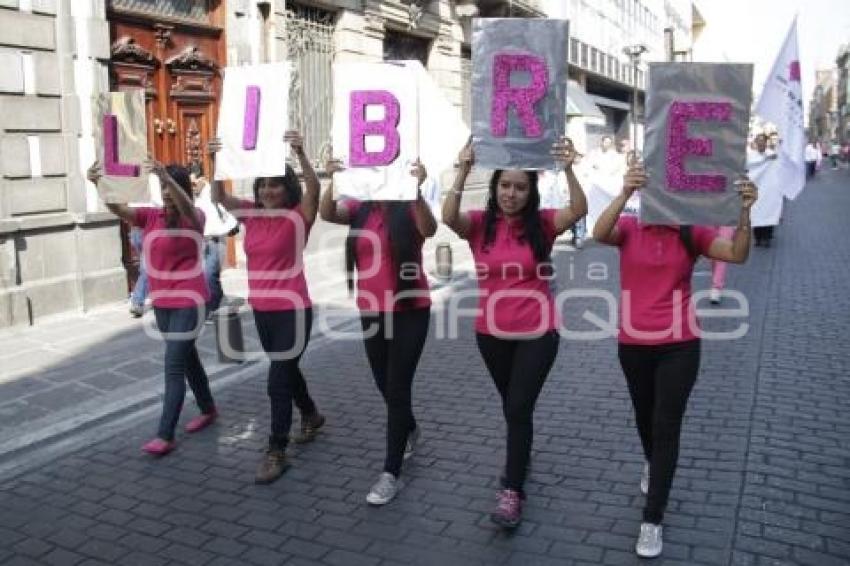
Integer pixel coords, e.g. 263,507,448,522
107,2,228,288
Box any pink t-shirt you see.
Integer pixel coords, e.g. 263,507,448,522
234,199,312,312
615,215,717,345
464,209,559,336
133,207,209,309
343,200,431,313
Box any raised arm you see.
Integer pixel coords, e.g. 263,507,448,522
704,177,757,264
86,161,136,224
150,160,202,232
411,159,437,238
206,138,242,211
441,140,474,238
286,131,320,225
318,158,350,225
551,137,588,235
592,163,646,246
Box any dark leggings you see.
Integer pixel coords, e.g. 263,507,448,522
476,331,560,493
253,308,317,450
618,339,700,524
360,308,430,477
153,307,216,441
753,226,774,243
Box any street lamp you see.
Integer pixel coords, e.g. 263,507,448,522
622,44,648,158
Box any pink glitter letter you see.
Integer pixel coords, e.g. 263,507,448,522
103,114,140,177
491,53,549,137
666,101,732,193
243,85,261,150
349,91,401,167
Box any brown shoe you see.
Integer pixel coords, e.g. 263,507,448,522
291,412,325,444
254,448,289,484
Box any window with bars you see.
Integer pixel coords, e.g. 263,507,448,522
286,3,336,168
108,0,211,22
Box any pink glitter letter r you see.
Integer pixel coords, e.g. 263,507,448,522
491,53,549,137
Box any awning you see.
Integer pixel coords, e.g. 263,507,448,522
567,80,606,121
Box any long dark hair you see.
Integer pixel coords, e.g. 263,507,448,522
345,202,419,303
164,164,193,228
484,170,552,264
252,164,302,209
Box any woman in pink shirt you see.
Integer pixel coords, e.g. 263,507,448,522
209,132,324,485
319,158,437,506
442,138,588,529
593,162,757,558
87,161,217,456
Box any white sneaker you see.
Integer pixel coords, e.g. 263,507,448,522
366,472,400,505
640,462,649,496
709,288,721,304
635,522,663,558
403,427,420,461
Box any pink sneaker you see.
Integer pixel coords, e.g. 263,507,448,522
142,438,175,456
185,410,218,433
490,488,523,529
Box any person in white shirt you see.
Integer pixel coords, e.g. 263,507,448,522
190,165,238,315
805,140,820,179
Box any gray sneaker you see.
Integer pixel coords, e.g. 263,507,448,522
403,427,420,461
635,522,663,558
366,472,401,505
640,462,649,496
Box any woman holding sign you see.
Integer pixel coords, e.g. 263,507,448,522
319,158,437,506
87,161,218,456
442,137,587,529
209,132,326,485
593,163,757,558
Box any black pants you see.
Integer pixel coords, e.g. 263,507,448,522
753,226,774,245
360,308,430,477
806,161,816,178
153,307,216,441
618,339,700,524
476,331,560,493
253,308,317,450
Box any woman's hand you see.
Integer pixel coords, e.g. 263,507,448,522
325,158,345,175
622,163,648,197
86,161,102,185
457,138,474,173
411,159,427,188
145,157,167,179
734,176,758,210
284,130,305,156
207,137,223,155
551,136,579,170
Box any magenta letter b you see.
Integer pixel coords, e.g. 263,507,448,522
349,90,401,167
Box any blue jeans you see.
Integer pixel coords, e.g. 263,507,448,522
130,228,148,308
204,239,224,313
153,306,216,441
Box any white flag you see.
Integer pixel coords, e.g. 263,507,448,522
754,17,806,200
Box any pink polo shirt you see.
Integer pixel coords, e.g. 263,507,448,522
464,209,559,337
133,207,209,309
343,200,431,313
615,215,717,345
234,200,312,312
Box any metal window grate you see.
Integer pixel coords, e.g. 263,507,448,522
286,4,336,169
